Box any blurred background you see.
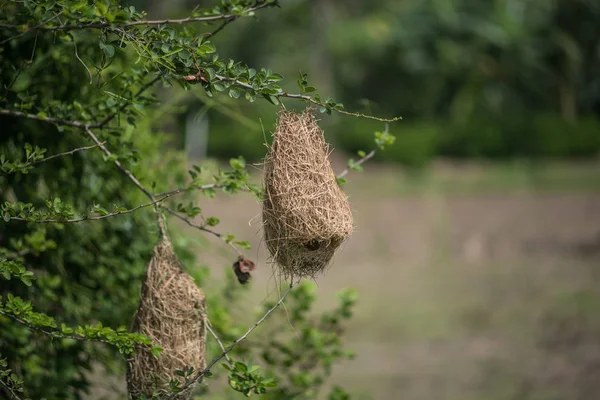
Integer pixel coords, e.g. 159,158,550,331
133,0,600,398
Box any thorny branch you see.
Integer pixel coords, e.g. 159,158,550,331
0,109,88,128
67,32,92,84
95,74,162,128
0,378,22,400
336,149,376,179
213,75,401,123
0,2,275,33
166,283,295,399
35,142,105,164
8,193,176,224
163,207,243,256
83,126,168,238
0,310,112,345
153,183,221,198
0,11,64,45
205,323,233,367
18,142,106,170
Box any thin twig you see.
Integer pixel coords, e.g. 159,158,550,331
35,142,105,163
212,75,402,123
166,283,294,399
0,2,274,33
0,11,64,45
8,193,176,224
0,378,22,400
4,63,25,98
92,75,162,129
336,149,376,179
163,207,242,256
7,142,105,172
67,32,92,84
336,123,390,178
83,126,168,238
205,322,232,366
0,310,112,345
153,183,220,197
0,109,88,128
206,17,235,37
29,30,38,62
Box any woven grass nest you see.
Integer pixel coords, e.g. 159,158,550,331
127,238,206,400
262,107,353,279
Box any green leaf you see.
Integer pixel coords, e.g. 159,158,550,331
234,241,251,250
205,68,216,80
262,94,279,105
229,156,246,170
99,42,115,58
229,88,240,99
206,217,220,226
234,361,248,373
202,187,216,198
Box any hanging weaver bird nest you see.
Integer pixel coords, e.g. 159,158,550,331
127,238,206,400
262,107,353,279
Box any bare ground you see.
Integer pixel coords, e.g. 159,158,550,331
191,161,600,400
88,161,600,399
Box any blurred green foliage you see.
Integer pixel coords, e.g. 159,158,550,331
201,0,600,165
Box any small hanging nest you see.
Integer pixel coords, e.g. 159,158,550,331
127,238,206,400
262,107,353,279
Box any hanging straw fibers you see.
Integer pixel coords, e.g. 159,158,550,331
127,238,206,399
262,107,353,279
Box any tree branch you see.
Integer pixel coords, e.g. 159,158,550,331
0,74,161,130
8,193,176,224
67,32,92,84
336,149,376,179
0,309,112,345
83,126,168,238
0,2,275,33
0,378,22,400
6,142,105,173
213,75,402,122
206,17,235,37
92,74,162,129
153,183,221,198
205,323,233,367
166,283,294,399
0,11,63,45
0,109,88,128
36,142,105,164
163,207,242,256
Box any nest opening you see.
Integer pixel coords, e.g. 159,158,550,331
127,238,206,400
262,107,353,279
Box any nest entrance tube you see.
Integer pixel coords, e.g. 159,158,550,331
262,108,353,279
127,238,206,399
